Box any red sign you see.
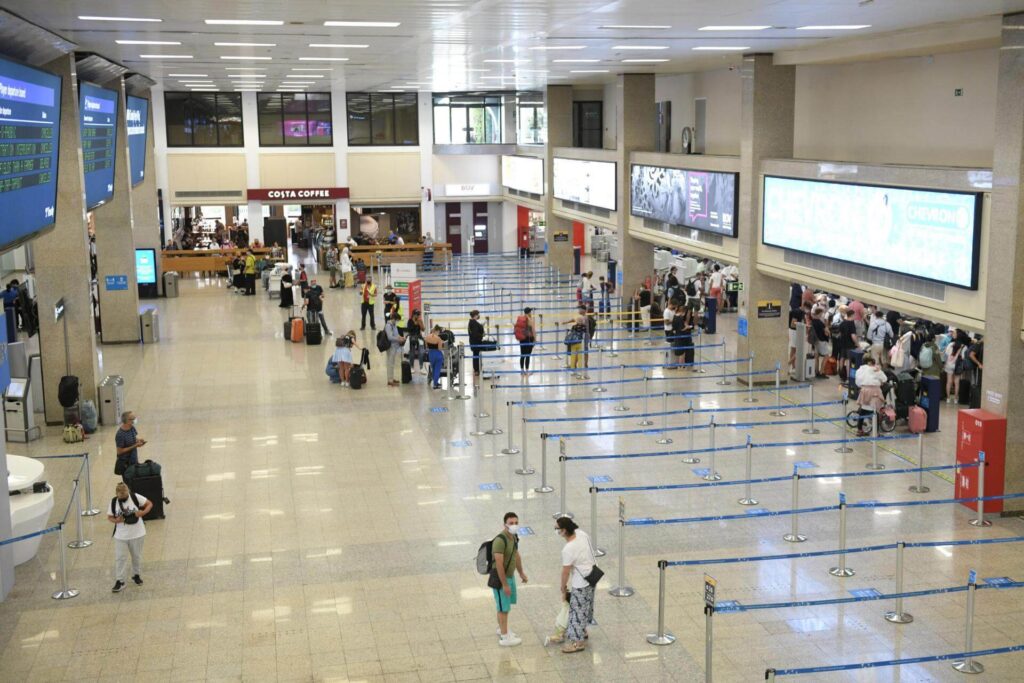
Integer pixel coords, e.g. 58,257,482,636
955,409,1007,514
408,280,422,317
246,187,350,201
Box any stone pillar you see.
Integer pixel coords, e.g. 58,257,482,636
545,85,573,274
131,91,162,293
92,76,140,343
34,54,100,424
735,54,796,379
614,74,656,300
981,13,1024,511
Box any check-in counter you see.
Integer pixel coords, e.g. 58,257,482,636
7,454,54,566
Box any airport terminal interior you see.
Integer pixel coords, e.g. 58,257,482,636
5,1,1024,682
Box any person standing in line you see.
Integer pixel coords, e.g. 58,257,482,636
468,310,485,377
303,279,332,336
298,264,309,298
360,276,378,330
384,310,405,387
325,245,339,288
278,268,294,309
115,411,146,482
339,248,353,289
518,227,530,259
708,264,725,311
406,309,426,376
555,516,596,654
515,308,536,377
383,285,399,321
492,512,528,647
243,249,257,295
424,325,445,389
564,307,587,377
107,482,152,593
638,282,653,329
866,310,894,368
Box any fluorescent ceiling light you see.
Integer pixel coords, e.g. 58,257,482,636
378,89,405,92
600,24,670,29
692,46,749,51
797,25,871,30
225,68,265,71
140,54,193,59
227,73,265,77
309,43,369,48
116,39,180,45
553,59,600,63
530,45,586,51
168,73,208,77
699,25,771,31
283,82,315,85
324,21,401,27
622,58,669,62
298,57,350,61
204,19,283,26
215,42,277,47
292,68,334,71
220,56,273,60
612,45,668,50
571,70,609,73
79,15,161,23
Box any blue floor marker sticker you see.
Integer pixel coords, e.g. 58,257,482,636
451,439,472,447
744,508,769,515
692,467,711,477
479,483,502,491
983,577,1014,587
794,461,818,469
717,600,741,612
588,475,613,484
517,527,535,536
431,407,449,413
849,588,882,598
858,500,880,506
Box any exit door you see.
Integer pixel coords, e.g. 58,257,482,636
446,203,462,255
473,202,488,253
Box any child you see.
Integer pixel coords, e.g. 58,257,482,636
543,590,570,646
339,331,359,386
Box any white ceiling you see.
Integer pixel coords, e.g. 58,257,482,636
6,0,1024,92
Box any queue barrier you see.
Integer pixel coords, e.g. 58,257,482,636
766,645,1024,679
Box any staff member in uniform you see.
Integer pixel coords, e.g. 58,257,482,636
360,276,378,330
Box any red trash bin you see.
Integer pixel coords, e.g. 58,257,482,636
955,409,1007,514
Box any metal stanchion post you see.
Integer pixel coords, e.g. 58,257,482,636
866,412,884,470
769,363,786,416
535,435,554,493
909,433,930,493
638,373,654,426
591,486,606,557
554,454,574,519
475,356,489,418
783,471,807,542
884,541,914,623
829,493,855,577
704,596,715,683
592,347,607,393
835,389,854,453
445,348,457,401
554,321,562,361
609,498,634,597
614,365,629,412
952,573,984,673
703,418,721,481
646,560,676,645
656,393,674,445
802,383,820,434
456,345,470,400
716,341,731,386
501,402,520,455
486,384,503,435
515,405,534,475
682,402,700,464
743,353,758,403
738,436,757,505
81,453,99,516
67,481,92,549
51,525,79,600
694,329,707,374
969,452,991,527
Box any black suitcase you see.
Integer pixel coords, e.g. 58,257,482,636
349,365,366,390
130,474,165,520
969,383,982,409
306,321,322,345
959,378,972,405
402,360,412,384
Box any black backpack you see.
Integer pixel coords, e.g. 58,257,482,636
376,329,389,352
58,376,79,408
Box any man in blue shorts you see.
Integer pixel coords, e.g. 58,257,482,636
493,512,528,646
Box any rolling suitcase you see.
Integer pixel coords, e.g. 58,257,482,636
958,378,972,405
349,365,366,389
908,405,927,434
291,318,304,343
306,320,323,345
129,474,165,520
402,360,412,384
344,271,354,288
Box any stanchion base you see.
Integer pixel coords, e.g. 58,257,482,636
834,446,854,454
592,387,608,393
534,485,555,493
594,548,607,558
743,398,759,403
802,428,821,435
514,467,535,475
952,660,984,674
716,380,732,386
552,511,575,519
445,394,458,401
470,430,487,436
610,353,619,358
738,498,758,506
613,405,630,412
52,589,79,600
884,611,914,624
908,485,931,493
456,395,472,401
82,509,100,517
969,519,992,527
474,412,490,419
656,438,674,445
501,448,521,455
702,472,722,482
769,410,787,417
783,534,808,543
829,567,855,577
609,586,634,598
646,632,676,646
865,463,886,470
696,369,707,374
638,420,654,426
486,429,504,435
68,540,93,549
681,457,701,464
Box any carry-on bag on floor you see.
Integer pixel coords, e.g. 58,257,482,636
285,305,302,340
129,474,165,520
291,318,305,343
344,271,354,288
908,405,927,434
306,320,323,345
959,378,973,405
349,365,366,389
402,360,412,384
969,383,982,409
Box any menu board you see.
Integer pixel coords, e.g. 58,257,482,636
79,82,118,209
553,157,617,211
126,95,148,187
0,55,62,252
501,155,544,195
630,164,738,237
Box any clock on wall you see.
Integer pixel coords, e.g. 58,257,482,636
681,126,693,154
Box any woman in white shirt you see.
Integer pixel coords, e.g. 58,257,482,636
556,516,597,654
854,358,888,436
106,482,152,593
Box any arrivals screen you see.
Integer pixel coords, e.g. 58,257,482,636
501,155,544,195
762,176,982,289
135,248,157,285
126,95,148,187
79,82,118,209
0,55,62,252
630,164,738,237
553,158,616,211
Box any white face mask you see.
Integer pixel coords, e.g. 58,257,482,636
506,524,519,536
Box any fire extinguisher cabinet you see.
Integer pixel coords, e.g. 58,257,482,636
955,409,1007,515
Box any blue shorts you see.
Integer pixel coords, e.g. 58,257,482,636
493,575,517,613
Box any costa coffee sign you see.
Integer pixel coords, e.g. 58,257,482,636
247,187,350,201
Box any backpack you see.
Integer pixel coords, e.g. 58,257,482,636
514,315,529,341
919,344,934,369
58,376,79,408
62,423,84,443
376,329,389,352
477,534,517,575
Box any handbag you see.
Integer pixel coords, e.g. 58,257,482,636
487,568,503,590
564,326,583,347
580,565,604,587
478,337,498,352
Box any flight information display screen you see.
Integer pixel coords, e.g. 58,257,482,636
630,164,738,237
0,55,62,252
126,95,148,187
79,82,118,209
553,158,617,211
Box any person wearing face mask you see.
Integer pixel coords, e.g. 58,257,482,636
491,512,529,647
114,411,147,482
107,482,152,593
555,516,597,654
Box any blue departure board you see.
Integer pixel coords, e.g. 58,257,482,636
0,55,62,252
79,82,117,210
126,95,148,187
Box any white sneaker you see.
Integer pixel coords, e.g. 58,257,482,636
497,628,518,638
499,634,522,647
420,367,428,375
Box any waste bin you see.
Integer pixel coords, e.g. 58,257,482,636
163,271,179,298
98,375,125,425
140,309,159,343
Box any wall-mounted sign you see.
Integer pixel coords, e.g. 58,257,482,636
756,300,782,319
53,298,65,322
104,275,129,291
552,231,569,242
444,183,490,197
246,187,350,201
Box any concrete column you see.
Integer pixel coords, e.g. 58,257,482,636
735,54,796,379
241,92,264,244
981,13,1024,511
92,76,140,343
614,74,656,300
418,91,436,238
131,90,162,293
545,85,573,274
34,54,100,424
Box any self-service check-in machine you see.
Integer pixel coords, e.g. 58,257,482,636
5,377,40,442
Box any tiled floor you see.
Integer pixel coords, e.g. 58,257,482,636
2,253,1023,682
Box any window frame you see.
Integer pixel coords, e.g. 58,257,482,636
432,93,505,145
572,100,603,149
163,92,244,148
257,92,334,147
346,92,419,147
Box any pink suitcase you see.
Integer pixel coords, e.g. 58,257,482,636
908,405,927,434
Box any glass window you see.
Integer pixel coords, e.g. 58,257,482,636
517,98,546,145
257,93,283,146
346,93,371,145
257,92,332,146
164,92,191,146
347,93,418,146
163,92,243,147
306,94,333,145
573,101,602,149
216,94,244,146
394,93,419,145
433,93,506,144
370,93,395,145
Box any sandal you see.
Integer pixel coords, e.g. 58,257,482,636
561,641,586,654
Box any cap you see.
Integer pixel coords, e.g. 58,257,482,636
524,307,533,314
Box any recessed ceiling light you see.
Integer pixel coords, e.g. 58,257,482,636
140,54,193,59
225,68,266,71
612,45,668,50
797,25,871,30
298,57,350,62
530,45,586,51
227,74,265,78
699,26,772,31
553,59,600,63
622,58,670,63
324,21,400,27
484,59,526,63
168,73,208,77
570,70,609,73
283,82,315,85
220,56,273,60
691,46,748,51
79,15,162,23
308,43,369,48
292,68,334,71
205,19,283,26
214,42,277,47
599,24,670,30
378,89,405,92
286,74,324,78
116,39,180,45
